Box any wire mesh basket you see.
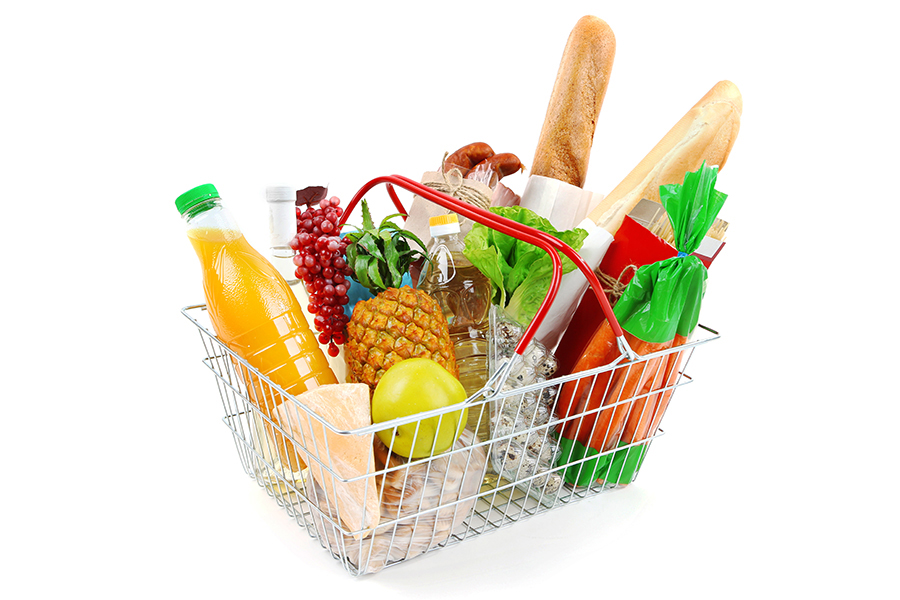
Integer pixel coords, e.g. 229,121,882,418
180,174,720,575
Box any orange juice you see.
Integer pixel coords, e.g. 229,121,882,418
188,227,336,393
178,184,337,475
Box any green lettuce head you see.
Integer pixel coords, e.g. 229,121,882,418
463,206,588,325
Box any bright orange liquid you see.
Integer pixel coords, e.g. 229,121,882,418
189,227,337,471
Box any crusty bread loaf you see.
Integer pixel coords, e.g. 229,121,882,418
531,16,616,188
589,80,742,234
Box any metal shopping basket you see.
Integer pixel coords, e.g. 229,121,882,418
180,174,720,575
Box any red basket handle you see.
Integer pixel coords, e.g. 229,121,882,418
339,175,630,358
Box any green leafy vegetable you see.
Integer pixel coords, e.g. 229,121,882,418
463,206,588,325
344,199,429,295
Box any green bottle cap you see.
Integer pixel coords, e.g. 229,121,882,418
175,183,220,215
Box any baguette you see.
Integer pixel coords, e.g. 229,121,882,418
589,80,742,234
531,16,616,188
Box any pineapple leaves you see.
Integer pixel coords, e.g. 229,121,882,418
345,241,359,272
367,259,387,291
344,199,429,295
395,228,428,254
353,253,372,290
361,199,376,231
379,213,407,228
354,232,385,262
380,230,403,286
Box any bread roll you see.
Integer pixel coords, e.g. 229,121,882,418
531,16,616,188
589,80,742,234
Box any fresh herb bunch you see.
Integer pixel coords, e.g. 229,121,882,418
344,199,429,295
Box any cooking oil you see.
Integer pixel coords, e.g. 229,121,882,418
417,214,493,451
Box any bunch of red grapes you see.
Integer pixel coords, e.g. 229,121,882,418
288,196,352,357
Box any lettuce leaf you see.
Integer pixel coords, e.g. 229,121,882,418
463,206,588,325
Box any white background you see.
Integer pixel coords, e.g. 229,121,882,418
2,1,897,598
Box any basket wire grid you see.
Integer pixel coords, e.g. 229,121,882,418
180,175,720,575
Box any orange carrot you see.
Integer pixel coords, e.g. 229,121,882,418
619,333,689,447
557,320,672,454
586,352,667,452
556,319,619,424
620,353,669,446
646,334,689,436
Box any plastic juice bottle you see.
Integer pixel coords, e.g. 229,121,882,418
176,184,337,476
417,214,492,445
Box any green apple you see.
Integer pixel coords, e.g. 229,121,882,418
372,358,468,458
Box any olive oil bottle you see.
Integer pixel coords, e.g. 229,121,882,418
417,214,493,447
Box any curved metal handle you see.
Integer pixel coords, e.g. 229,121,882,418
339,174,630,358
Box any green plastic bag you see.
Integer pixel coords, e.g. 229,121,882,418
558,162,728,486
615,161,727,343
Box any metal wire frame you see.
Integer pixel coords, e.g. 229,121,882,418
182,303,718,575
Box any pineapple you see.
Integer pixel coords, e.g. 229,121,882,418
342,199,455,390
344,200,459,391
346,286,458,390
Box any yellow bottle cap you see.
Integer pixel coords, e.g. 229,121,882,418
428,213,461,238
428,213,459,227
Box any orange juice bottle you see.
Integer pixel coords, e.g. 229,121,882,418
177,184,337,477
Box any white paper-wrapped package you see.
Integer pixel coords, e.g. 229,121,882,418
518,175,593,232
533,219,612,351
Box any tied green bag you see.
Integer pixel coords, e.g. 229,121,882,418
558,162,728,486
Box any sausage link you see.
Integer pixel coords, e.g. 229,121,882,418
466,153,525,186
444,142,494,176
